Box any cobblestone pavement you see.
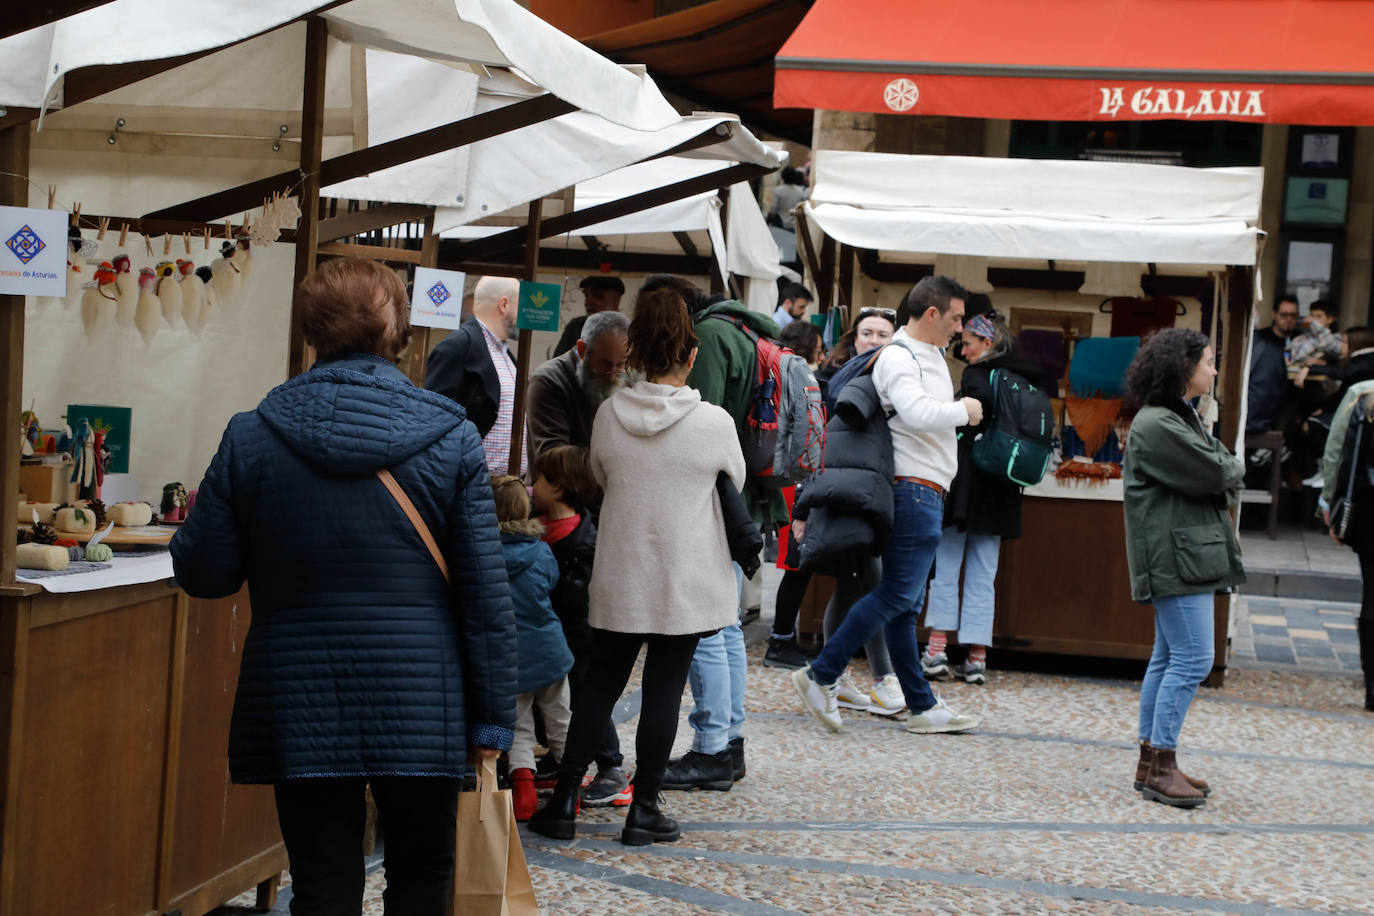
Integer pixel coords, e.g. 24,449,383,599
222,571,1372,916
1232,594,1365,675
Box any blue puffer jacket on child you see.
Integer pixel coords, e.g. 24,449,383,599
500,519,575,694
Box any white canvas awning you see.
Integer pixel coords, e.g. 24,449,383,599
804,150,1264,267
2,0,680,132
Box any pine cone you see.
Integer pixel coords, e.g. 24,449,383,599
88,498,107,528
17,528,32,545
29,519,57,546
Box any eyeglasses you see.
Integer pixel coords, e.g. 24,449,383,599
857,307,897,322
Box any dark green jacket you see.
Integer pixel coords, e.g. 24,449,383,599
688,301,788,530
1123,404,1246,602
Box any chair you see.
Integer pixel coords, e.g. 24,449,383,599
1241,430,1284,539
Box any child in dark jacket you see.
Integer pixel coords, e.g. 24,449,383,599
531,446,630,806
491,475,574,822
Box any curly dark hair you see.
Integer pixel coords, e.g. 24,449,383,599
1123,328,1211,418
628,287,698,377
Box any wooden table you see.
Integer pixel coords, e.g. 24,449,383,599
0,580,284,916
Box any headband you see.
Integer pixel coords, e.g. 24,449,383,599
967,314,996,340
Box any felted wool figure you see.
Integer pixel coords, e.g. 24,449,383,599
135,266,161,345
85,542,113,563
209,241,240,306
196,265,218,330
160,482,187,521
69,418,94,495
112,253,138,325
15,544,69,571
155,260,183,326
17,502,59,525
108,501,152,527
230,237,253,284
80,261,118,338
178,259,204,334
64,227,88,305
57,505,97,534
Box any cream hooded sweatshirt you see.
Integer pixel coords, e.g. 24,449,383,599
588,380,746,635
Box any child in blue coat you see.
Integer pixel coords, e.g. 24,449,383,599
492,475,574,821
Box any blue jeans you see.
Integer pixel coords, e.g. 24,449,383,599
687,564,747,754
810,481,942,714
1137,592,1215,749
925,527,1002,647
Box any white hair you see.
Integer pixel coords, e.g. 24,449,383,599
581,310,630,346
472,275,519,315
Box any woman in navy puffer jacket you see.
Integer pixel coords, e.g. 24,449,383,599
171,258,517,916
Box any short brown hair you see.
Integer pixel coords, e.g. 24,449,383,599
295,257,412,361
490,475,530,524
628,288,697,377
533,445,598,509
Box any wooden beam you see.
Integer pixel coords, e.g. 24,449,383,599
317,203,433,244
3,1,116,39
819,235,836,313
672,231,699,258
1,124,30,587
146,94,576,223
287,17,327,379
316,241,421,264
436,245,713,279
509,200,542,473
837,243,854,312
1219,267,1251,447
855,252,1211,299
406,211,438,387
74,213,287,245
794,207,825,306
449,161,775,263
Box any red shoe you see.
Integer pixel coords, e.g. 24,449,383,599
511,768,537,822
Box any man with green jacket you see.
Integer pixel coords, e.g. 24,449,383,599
659,283,787,791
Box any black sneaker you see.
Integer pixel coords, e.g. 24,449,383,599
661,749,733,791
728,736,745,781
582,766,632,807
763,636,810,670
620,798,681,846
740,606,761,625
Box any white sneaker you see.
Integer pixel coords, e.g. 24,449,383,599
1302,472,1324,488
835,673,869,710
905,695,979,734
791,666,842,733
867,674,907,717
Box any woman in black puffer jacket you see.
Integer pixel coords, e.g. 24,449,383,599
171,258,517,915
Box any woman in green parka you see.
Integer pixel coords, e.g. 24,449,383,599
1122,328,1245,809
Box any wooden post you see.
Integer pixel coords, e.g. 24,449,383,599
507,200,542,474
794,208,825,307
837,243,854,313
287,16,328,379
818,235,837,313
406,209,438,386
1219,266,1251,449
1,123,31,587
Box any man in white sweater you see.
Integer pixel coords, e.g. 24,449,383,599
792,276,985,734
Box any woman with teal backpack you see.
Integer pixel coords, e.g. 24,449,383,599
923,312,1049,685
1122,328,1245,809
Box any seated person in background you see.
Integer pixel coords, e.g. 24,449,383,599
553,276,625,358
1290,300,1343,366
1245,297,1300,434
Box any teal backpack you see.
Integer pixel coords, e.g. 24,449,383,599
970,368,1055,487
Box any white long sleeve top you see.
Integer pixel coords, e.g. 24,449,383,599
871,328,969,487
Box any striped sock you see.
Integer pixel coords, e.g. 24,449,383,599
967,645,987,664
927,631,948,657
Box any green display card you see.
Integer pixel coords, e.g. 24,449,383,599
66,404,132,474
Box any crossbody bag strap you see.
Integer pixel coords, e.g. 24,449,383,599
376,469,451,584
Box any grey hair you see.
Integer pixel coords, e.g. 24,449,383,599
581,310,630,345
982,314,1015,363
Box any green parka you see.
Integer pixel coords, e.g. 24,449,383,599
687,301,789,531
1122,404,1246,603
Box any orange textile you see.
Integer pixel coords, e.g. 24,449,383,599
1065,396,1122,458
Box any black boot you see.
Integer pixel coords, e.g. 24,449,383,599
660,749,733,791
728,736,746,782
763,636,810,670
527,774,579,840
620,798,681,846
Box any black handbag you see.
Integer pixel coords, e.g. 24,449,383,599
1330,416,1363,542
716,472,763,578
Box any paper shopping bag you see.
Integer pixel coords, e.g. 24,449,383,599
452,757,539,916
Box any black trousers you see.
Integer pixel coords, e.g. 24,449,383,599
772,569,813,636
568,654,625,771
1358,551,1374,686
560,629,702,801
273,776,458,916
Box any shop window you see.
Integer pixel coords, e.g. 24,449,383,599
1009,119,1262,167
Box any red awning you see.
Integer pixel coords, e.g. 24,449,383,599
776,0,1374,124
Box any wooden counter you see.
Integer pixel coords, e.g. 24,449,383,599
0,580,284,916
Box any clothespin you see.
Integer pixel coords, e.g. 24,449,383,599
243,211,252,230
118,222,128,248
223,220,232,240
70,202,81,227
97,217,109,241
144,232,154,258
47,185,56,209
182,233,191,255
202,227,211,251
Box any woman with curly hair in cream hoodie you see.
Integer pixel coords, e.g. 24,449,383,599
529,287,746,846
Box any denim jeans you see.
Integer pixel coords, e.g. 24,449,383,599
925,527,1002,647
809,481,943,714
1137,591,1215,749
823,558,893,679
687,564,747,754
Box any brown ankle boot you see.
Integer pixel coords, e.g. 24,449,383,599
1142,747,1206,808
1135,741,1209,796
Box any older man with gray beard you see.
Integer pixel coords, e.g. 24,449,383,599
527,311,630,456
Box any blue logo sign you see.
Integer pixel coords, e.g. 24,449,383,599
1308,182,1328,200
5,224,45,264
427,281,451,307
